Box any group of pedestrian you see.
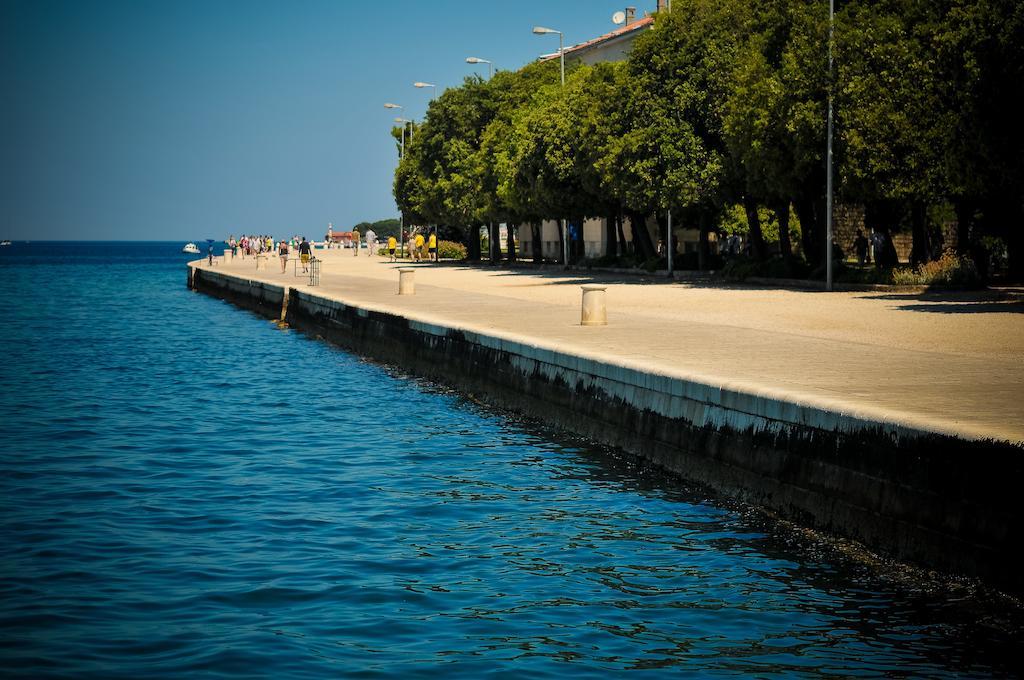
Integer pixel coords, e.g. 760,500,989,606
276,236,313,273
229,235,274,258
851,229,898,268
401,230,438,262
227,234,313,272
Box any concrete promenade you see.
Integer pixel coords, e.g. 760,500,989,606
202,249,1023,445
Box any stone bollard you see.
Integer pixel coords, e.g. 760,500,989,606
223,249,232,263
398,267,416,295
256,254,267,271
580,284,607,326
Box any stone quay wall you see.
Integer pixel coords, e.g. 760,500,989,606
190,266,1023,595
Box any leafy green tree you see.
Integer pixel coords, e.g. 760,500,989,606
834,0,951,265
722,0,829,261
934,0,1024,276
606,0,749,266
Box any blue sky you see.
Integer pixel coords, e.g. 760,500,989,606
1,0,645,241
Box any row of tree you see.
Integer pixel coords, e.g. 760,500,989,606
392,0,1023,277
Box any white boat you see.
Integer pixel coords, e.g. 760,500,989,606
182,242,200,254
0,240,10,246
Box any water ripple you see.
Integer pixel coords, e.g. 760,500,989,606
1,243,1022,678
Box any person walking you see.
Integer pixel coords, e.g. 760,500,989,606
852,229,869,265
407,233,418,262
414,232,425,261
298,237,312,273
365,228,377,257
387,235,397,262
279,238,289,273
428,231,437,262
351,228,360,256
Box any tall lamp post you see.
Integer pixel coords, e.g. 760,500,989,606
825,0,835,291
413,81,436,102
533,25,568,265
385,103,409,259
532,26,564,86
413,82,437,262
384,102,409,138
465,56,493,79
394,117,411,157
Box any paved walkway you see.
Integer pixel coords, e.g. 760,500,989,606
204,250,1024,443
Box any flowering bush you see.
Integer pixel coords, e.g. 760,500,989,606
438,240,467,260
891,250,981,287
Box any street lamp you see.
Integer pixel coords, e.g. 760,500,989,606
394,118,412,158
465,57,492,79
534,25,568,265
532,26,564,87
825,0,835,291
413,82,436,101
384,103,412,141
385,104,411,259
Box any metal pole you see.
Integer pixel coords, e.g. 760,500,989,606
667,209,673,276
559,33,565,265
826,0,834,291
559,33,565,87
400,125,405,260
563,220,569,266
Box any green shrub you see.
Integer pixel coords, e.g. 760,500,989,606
438,240,467,260
890,251,981,287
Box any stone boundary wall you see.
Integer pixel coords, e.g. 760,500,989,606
191,267,1023,595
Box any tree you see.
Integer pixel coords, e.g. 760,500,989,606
605,0,749,267
834,0,951,265
935,0,1024,276
722,0,830,261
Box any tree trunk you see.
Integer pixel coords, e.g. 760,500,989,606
909,201,930,266
656,212,668,257
489,222,500,264
1005,204,1024,282
604,210,618,259
556,220,565,265
615,210,627,258
506,223,517,262
531,222,542,263
743,195,768,259
571,218,584,262
954,199,973,254
698,210,714,270
466,224,482,261
775,201,792,258
626,209,655,260
795,195,824,266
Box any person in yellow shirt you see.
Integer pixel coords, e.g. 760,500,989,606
414,232,425,261
387,235,398,262
427,232,437,262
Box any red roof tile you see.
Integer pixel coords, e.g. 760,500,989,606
540,16,654,61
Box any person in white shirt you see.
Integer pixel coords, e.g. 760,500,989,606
364,229,377,257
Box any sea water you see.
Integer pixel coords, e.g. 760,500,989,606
0,242,1020,678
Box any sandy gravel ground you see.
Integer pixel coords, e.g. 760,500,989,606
210,249,1024,443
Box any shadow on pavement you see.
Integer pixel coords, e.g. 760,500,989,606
856,290,1024,314
891,301,1024,314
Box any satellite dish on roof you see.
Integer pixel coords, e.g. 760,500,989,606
612,10,626,25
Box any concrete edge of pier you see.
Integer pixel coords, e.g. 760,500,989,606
189,265,1024,596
